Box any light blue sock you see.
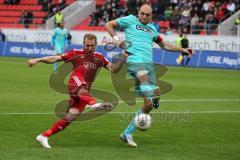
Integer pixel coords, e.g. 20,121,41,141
54,62,58,72
139,83,154,100
124,108,143,135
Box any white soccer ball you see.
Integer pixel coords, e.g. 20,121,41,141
134,113,152,131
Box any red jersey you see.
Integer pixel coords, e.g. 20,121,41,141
61,49,109,89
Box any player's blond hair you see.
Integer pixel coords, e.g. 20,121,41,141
83,34,97,44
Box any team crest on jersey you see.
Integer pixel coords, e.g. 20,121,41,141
84,62,97,69
136,25,153,35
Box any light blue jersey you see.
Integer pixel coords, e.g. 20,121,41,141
116,14,159,64
51,27,68,54
116,14,161,98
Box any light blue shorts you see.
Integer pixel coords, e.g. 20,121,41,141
128,62,159,98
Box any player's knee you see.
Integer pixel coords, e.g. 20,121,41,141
65,108,80,121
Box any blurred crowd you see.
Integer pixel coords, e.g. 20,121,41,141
90,0,240,34
38,0,66,19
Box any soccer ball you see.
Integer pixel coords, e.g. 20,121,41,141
134,113,152,131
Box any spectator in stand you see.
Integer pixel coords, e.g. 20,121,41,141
24,11,34,28
0,29,6,42
127,0,138,15
203,0,210,12
227,0,236,14
221,1,229,13
110,12,117,21
170,0,178,10
58,0,66,10
4,0,19,5
191,13,200,34
38,0,44,5
20,11,33,28
151,0,159,18
171,6,181,29
164,6,173,20
214,7,225,23
43,2,55,21
205,14,216,35
19,11,25,25
178,6,191,28
42,0,52,12
152,19,160,33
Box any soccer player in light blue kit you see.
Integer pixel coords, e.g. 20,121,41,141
105,4,192,147
51,21,68,72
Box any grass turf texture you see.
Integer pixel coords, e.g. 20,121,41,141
0,57,239,160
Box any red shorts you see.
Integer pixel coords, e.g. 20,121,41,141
67,76,91,112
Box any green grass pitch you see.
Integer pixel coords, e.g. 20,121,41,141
0,56,240,160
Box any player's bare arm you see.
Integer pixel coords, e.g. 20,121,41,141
105,51,128,73
105,20,124,48
28,55,62,67
105,20,118,38
159,41,192,55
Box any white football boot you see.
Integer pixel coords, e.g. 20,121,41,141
90,103,114,111
120,133,137,147
36,134,51,149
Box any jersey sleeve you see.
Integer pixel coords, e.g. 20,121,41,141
116,14,135,29
153,32,163,44
61,49,75,62
50,28,57,46
101,54,110,66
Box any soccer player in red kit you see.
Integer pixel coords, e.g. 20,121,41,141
28,33,128,148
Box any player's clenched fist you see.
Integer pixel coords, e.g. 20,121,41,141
28,59,38,67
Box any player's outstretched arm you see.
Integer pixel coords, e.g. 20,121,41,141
105,20,118,38
105,20,125,48
105,51,128,73
159,41,192,55
28,55,62,67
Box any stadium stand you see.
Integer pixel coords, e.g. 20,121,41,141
0,0,239,35
72,0,240,35
0,0,75,29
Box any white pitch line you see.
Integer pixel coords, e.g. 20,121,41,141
160,99,240,102
118,99,240,103
0,99,239,115
1,110,240,115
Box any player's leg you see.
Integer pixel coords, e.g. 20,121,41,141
185,55,192,66
36,96,85,148
77,86,114,111
53,44,63,73
78,87,96,105
181,56,185,66
176,52,184,65
120,64,156,147
121,65,159,147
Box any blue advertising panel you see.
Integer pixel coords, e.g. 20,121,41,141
0,42,239,70
199,51,238,69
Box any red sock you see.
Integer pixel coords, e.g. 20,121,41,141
79,92,96,105
42,117,71,137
